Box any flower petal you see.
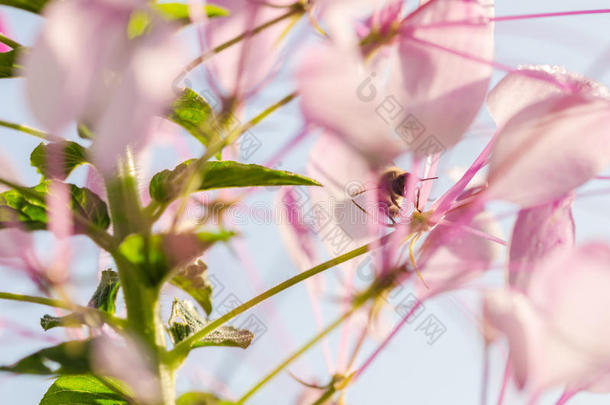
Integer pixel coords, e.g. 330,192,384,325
508,193,575,291
487,95,610,207
487,65,610,127
397,0,494,155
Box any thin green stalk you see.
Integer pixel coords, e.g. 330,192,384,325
237,305,362,403
177,5,304,80
237,91,297,135
0,291,127,330
0,33,21,50
169,233,393,360
0,119,61,142
0,291,76,310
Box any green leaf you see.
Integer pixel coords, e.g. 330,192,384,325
171,260,213,316
128,4,228,38
192,326,254,349
119,231,234,285
168,299,254,349
41,270,119,331
177,392,233,405
0,340,92,375
150,160,322,203
0,0,48,14
154,3,229,24
69,184,111,230
0,49,20,79
30,141,88,180
40,375,128,405
0,182,110,233
88,270,120,314
168,89,214,145
40,313,90,331
0,183,47,231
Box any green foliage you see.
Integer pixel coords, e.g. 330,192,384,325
30,141,88,180
40,270,119,331
0,0,47,14
0,340,92,375
171,260,213,316
169,89,214,145
119,231,234,285
0,49,20,78
177,391,232,405
168,299,254,349
150,160,321,203
40,313,89,331
0,182,110,233
69,184,112,231
128,4,229,38
88,270,120,314
154,3,229,24
40,375,128,405
0,183,47,230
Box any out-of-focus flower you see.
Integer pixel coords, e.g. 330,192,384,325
416,197,502,296
508,193,575,291
203,0,294,100
485,243,610,393
298,0,494,167
0,12,11,53
485,67,610,207
23,0,186,174
93,335,161,404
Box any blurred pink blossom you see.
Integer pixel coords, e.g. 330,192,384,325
0,12,11,53
23,0,186,174
485,243,610,393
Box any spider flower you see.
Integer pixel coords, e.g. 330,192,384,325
22,0,185,174
297,0,494,167
485,243,610,393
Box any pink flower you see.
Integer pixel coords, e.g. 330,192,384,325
22,0,185,174
297,0,494,167
203,1,293,99
485,67,610,207
93,335,161,404
508,193,575,291
416,197,502,296
0,12,11,53
485,243,610,393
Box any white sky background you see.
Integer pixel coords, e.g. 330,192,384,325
2,0,610,404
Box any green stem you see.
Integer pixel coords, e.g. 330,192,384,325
0,291,77,309
169,233,393,360
104,149,147,241
0,33,21,49
237,92,297,135
237,305,361,403
0,291,126,330
0,119,61,142
104,149,175,404
177,5,304,80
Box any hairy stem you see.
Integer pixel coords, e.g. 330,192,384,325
104,150,175,404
